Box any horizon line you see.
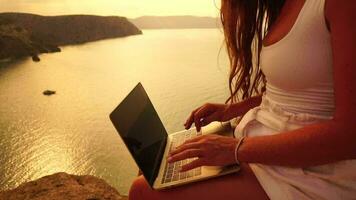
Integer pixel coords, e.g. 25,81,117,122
0,12,220,19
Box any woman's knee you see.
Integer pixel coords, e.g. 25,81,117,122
129,176,152,200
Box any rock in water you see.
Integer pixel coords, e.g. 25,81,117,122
0,172,127,200
32,55,40,62
43,90,56,96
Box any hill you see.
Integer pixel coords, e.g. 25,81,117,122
130,16,221,29
0,13,142,61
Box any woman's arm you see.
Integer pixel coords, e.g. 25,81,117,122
225,95,262,120
184,95,262,131
238,0,356,167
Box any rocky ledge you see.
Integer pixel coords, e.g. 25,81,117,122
0,12,142,61
0,173,128,200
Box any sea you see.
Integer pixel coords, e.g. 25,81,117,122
0,29,230,195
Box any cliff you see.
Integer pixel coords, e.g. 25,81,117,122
0,13,142,60
0,173,128,200
0,22,60,60
130,16,221,29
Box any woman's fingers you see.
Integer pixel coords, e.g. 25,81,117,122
185,103,218,130
168,149,203,163
181,159,205,172
170,142,201,155
194,110,202,132
193,105,215,131
181,135,206,146
201,112,220,126
184,107,201,129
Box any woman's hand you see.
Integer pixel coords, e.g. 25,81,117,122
168,134,238,172
184,103,231,132
184,96,263,131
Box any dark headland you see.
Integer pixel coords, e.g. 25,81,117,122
0,13,142,61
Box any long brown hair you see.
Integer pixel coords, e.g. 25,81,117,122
221,0,285,103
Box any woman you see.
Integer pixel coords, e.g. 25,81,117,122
129,0,356,199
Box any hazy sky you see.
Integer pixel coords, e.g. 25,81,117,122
0,0,221,18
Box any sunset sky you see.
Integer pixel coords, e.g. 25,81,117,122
0,0,221,18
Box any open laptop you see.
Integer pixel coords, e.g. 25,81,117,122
109,82,240,190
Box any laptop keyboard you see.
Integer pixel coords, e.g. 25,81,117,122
161,129,202,184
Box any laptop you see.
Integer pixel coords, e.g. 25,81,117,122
109,82,240,190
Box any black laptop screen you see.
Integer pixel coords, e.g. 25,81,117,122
110,83,168,183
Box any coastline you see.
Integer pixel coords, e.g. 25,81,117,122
0,13,142,62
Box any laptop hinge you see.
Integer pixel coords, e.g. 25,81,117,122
148,136,167,186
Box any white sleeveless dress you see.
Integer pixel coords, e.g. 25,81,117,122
233,0,356,199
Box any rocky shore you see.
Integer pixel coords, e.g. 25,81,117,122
0,173,128,200
0,13,142,61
